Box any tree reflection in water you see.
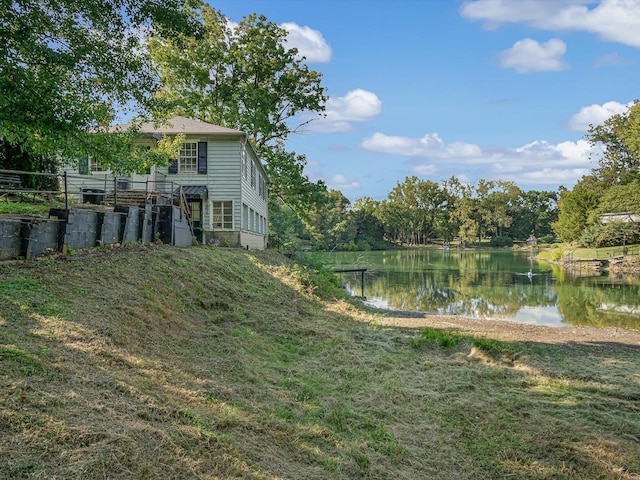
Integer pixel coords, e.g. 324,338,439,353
327,250,640,330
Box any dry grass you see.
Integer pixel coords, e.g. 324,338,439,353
1,245,639,479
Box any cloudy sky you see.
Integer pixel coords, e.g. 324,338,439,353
211,0,640,201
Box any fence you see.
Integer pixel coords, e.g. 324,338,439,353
0,169,196,261
0,169,192,209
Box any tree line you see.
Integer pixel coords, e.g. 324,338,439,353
272,178,559,251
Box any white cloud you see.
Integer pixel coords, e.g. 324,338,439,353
328,174,360,190
281,22,332,63
414,164,438,176
360,132,481,158
499,38,569,73
461,0,640,48
360,131,596,187
568,100,631,131
308,89,382,132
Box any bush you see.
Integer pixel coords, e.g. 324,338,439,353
538,234,557,244
580,222,640,248
290,253,346,299
356,239,371,251
490,236,513,248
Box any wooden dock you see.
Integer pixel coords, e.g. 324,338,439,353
333,268,367,298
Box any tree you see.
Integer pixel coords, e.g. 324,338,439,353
478,180,522,238
262,143,327,222
351,196,386,249
1,0,200,169
586,100,640,187
445,177,480,245
150,4,328,215
553,176,601,242
597,179,640,214
378,179,415,245
508,190,558,241
308,190,355,250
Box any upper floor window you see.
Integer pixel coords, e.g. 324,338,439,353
179,142,198,173
258,176,267,200
242,149,248,180
89,158,107,172
79,157,106,174
250,162,256,189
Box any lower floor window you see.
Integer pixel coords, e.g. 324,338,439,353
212,200,233,229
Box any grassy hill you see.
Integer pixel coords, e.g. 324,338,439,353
1,245,639,479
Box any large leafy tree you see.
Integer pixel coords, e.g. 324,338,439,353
478,180,522,238
586,100,640,187
444,177,480,245
553,177,602,242
150,4,328,216
597,179,640,215
1,0,200,169
554,100,640,244
508,190,558,240
383,176,452,245
351,196,386,249
307,189,355,250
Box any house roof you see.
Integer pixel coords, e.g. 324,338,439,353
112,116,245,136
111,116,269,182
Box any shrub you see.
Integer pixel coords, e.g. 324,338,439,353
538,234,556,244
490,236,513,248
356,239,371,251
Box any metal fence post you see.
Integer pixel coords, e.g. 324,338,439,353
64,172,68,209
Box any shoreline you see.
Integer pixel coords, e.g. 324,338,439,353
367,309,640,347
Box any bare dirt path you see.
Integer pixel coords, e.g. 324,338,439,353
371,312,640,347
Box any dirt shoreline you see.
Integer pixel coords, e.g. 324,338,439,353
370,310,640,347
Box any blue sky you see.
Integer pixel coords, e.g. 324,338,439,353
209,0,640,202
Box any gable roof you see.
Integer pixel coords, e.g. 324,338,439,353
112,116,245,136
111,116,269,182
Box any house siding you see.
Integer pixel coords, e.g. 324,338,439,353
241,143,268,239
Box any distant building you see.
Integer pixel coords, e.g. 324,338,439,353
599,212,640,224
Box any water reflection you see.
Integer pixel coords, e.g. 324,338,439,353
325,250,640,331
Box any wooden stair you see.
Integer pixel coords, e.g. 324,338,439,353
102,189,160,207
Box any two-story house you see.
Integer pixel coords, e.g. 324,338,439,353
68,116,269,249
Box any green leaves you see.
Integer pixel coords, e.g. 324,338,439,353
150,4,329,221
586,100,640,187
1,0,199,167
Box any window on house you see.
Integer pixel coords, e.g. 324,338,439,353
179,142,198,173
242,150,248,180
242,203,249,230
251,162,256,189
89,158,107,172
212,201,233,229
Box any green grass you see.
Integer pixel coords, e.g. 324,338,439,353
537,243,640,262
1,245,639,479
0,195,65,216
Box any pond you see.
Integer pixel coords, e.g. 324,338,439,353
321,249,640,331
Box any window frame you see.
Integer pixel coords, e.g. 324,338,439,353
179,141,198,174
212,200,233,230
89,158,107,173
